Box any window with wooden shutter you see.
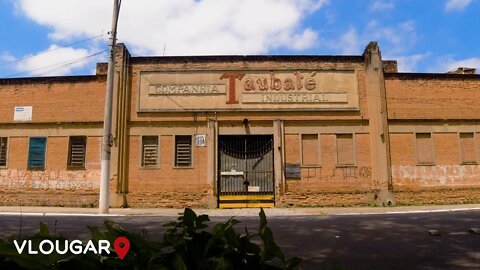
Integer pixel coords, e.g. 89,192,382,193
175,135,192,167
336,134,355,166
0,137,7,167
415,133,434,165
460,132,477,164
28,137,46,169
142,136,158,167
68,136,86,169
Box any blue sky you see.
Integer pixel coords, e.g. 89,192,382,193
0,0,479,78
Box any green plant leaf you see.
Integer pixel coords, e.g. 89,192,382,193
207,257,234,270
259,208,267,233
286,257,303,270
39,222,49,236
261,227,285,263
183,208,197,230
173,253,188,270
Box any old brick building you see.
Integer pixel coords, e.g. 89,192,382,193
1,42,479,208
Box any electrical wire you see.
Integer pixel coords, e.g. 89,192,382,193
0,33,106,68
4,49,108,78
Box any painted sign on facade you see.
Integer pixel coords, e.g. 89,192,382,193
138,70,359,111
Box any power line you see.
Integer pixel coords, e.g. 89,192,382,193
0,33,106,68
4,49,108,78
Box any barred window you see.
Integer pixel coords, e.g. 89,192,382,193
142,136,158,167
28,137,47,169
68,136,86,169
0,137,7,167
175,135,192,167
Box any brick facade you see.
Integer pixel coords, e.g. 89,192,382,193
1,42,480,208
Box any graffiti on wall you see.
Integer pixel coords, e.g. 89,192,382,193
0,169,100,190
392,165,480,185
302,166,372,181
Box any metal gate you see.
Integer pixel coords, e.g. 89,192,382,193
218,135,274,208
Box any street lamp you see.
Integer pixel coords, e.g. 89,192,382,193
99,0,122,214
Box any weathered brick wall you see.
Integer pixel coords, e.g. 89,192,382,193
390,133,480,188
280,133,373,207
0,77,106,123
386,74,480,205
386,75,480,119
0,136,102,206
126,135,210,208
394,188,480,205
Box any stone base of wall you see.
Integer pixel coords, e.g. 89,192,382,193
2,188,479,208
126,191,210,208
0,190,99,207
395,187,480,206
277,191,372,207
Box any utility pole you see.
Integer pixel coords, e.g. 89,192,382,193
99,0,122,214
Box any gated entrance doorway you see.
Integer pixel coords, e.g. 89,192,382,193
218,135,275,208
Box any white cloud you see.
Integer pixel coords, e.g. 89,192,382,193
391,53,429,72
370,0,394,11
0,52,16,63
445,0,472,11
331,20,418,57
337,28,361,54
13,45,98,77
430,56,480,73
365,20,417,55
17,0,327,56
276,28,319,51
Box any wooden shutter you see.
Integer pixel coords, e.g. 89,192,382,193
68,137,86,168
142,136,158,166
0,137,7,167
175,136,192,167
28,137,46,169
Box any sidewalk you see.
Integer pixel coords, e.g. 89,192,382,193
1,204,480,217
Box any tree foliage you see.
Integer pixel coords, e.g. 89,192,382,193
0,208,302,270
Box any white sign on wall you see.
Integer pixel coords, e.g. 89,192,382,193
14,106,33,122
195,135,206,147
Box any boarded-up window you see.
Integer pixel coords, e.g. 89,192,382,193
142,136,158,167
0,137,7,167
336,134,355,166
301,134,319,166
460,133,476,164
175,135,192,167
416,133,434,165
68,136,86,169
28,137,46,169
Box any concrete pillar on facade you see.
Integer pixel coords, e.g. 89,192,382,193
109,43,130,208
273,120,285,201
363,41,395,206
206,120,218,208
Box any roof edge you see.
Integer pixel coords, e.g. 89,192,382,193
385,72,480,80
0,75,106,84
130,55,365,64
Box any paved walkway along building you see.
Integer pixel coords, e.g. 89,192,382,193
1,42,479,208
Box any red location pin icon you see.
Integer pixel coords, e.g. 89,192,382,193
113,236,130,260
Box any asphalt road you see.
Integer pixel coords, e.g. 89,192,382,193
1,210,479,269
